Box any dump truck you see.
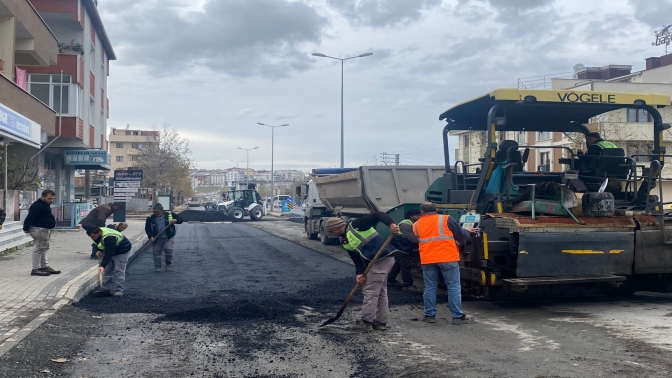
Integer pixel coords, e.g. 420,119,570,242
300,166,445,244
429,88,672,298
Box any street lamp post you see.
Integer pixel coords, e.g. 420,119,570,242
311,52,373,168
237,147,258,188
257,122,289,204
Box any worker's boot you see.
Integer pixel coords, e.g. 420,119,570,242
40,267,61,274
348,319,373,332
452,314,476,325
30,269,50,276
372,321,387,331
422,315,436,323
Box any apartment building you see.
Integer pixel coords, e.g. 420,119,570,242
108,128,159,176
0,0,57,200
18,0,116,202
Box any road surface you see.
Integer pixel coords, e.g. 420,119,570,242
1,219,672,377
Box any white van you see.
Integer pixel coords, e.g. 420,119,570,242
272,195,289,208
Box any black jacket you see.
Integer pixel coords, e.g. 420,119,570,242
23,199,56,231
145,212,183,239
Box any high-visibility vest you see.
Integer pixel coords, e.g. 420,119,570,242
342,223,396,261
393,218,417,253
96,227,124,250
397,219,413,235
594,140,618,149
413,213,459,264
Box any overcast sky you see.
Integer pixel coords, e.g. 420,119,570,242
98,0,672,171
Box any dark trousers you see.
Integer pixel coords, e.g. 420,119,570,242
387,252,414,286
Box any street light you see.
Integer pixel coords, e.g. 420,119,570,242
237,147,258,187
257,122,289,203
312,52,374,168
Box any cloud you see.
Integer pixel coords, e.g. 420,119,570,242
99,0,327,78
629,0,672,28
327,0,442,28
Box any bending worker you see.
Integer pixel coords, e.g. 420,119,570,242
325,213,400,332
88,226,133,297
80,203,123,259
388,209,421,288
413,202,477,325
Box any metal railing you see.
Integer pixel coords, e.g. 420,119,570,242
517,72,574,89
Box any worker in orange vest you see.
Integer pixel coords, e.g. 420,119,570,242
413,202,478,324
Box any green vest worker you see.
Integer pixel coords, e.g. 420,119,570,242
586,132,617,156
88,226,133,297
325,213,400,331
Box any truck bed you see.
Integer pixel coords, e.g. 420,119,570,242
313,166,445,215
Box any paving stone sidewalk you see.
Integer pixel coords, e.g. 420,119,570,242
0,219,148,354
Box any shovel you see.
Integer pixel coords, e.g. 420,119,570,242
319,233,395,328
94,255,113,297
93,223,172,297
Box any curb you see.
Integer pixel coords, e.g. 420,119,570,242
0,231,148,358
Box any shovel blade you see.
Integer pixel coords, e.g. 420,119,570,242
319,317,338,328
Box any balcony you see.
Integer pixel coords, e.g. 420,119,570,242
0,74,55,136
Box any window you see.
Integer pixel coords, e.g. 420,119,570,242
125,131,131,135
516,131,527,144
538,152,551,172
462,135,469,148
538,131,553,141
133,131,139,136
116,143,123,148
627,109,652,123
28,74,81,115
131,143,143,149
115,156,123,162
131,156,141,161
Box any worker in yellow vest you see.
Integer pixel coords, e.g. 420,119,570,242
88,226,133,297
145,203,183,272
325,213,399,331
413,202,478,325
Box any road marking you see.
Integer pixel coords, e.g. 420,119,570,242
562,250,604,255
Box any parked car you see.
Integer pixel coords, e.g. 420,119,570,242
188,197,201,207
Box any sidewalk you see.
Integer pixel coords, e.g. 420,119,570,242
0,219,149,357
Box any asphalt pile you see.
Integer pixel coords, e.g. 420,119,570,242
177,209,233,222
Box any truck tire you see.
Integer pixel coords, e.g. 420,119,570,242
228,207,245,220
250,207,263,221
320,223,329,245
306,222,318,240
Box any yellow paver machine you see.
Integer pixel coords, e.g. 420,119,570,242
429,88,672,298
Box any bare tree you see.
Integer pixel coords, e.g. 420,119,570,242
133,124,194,205
0,145,48,190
